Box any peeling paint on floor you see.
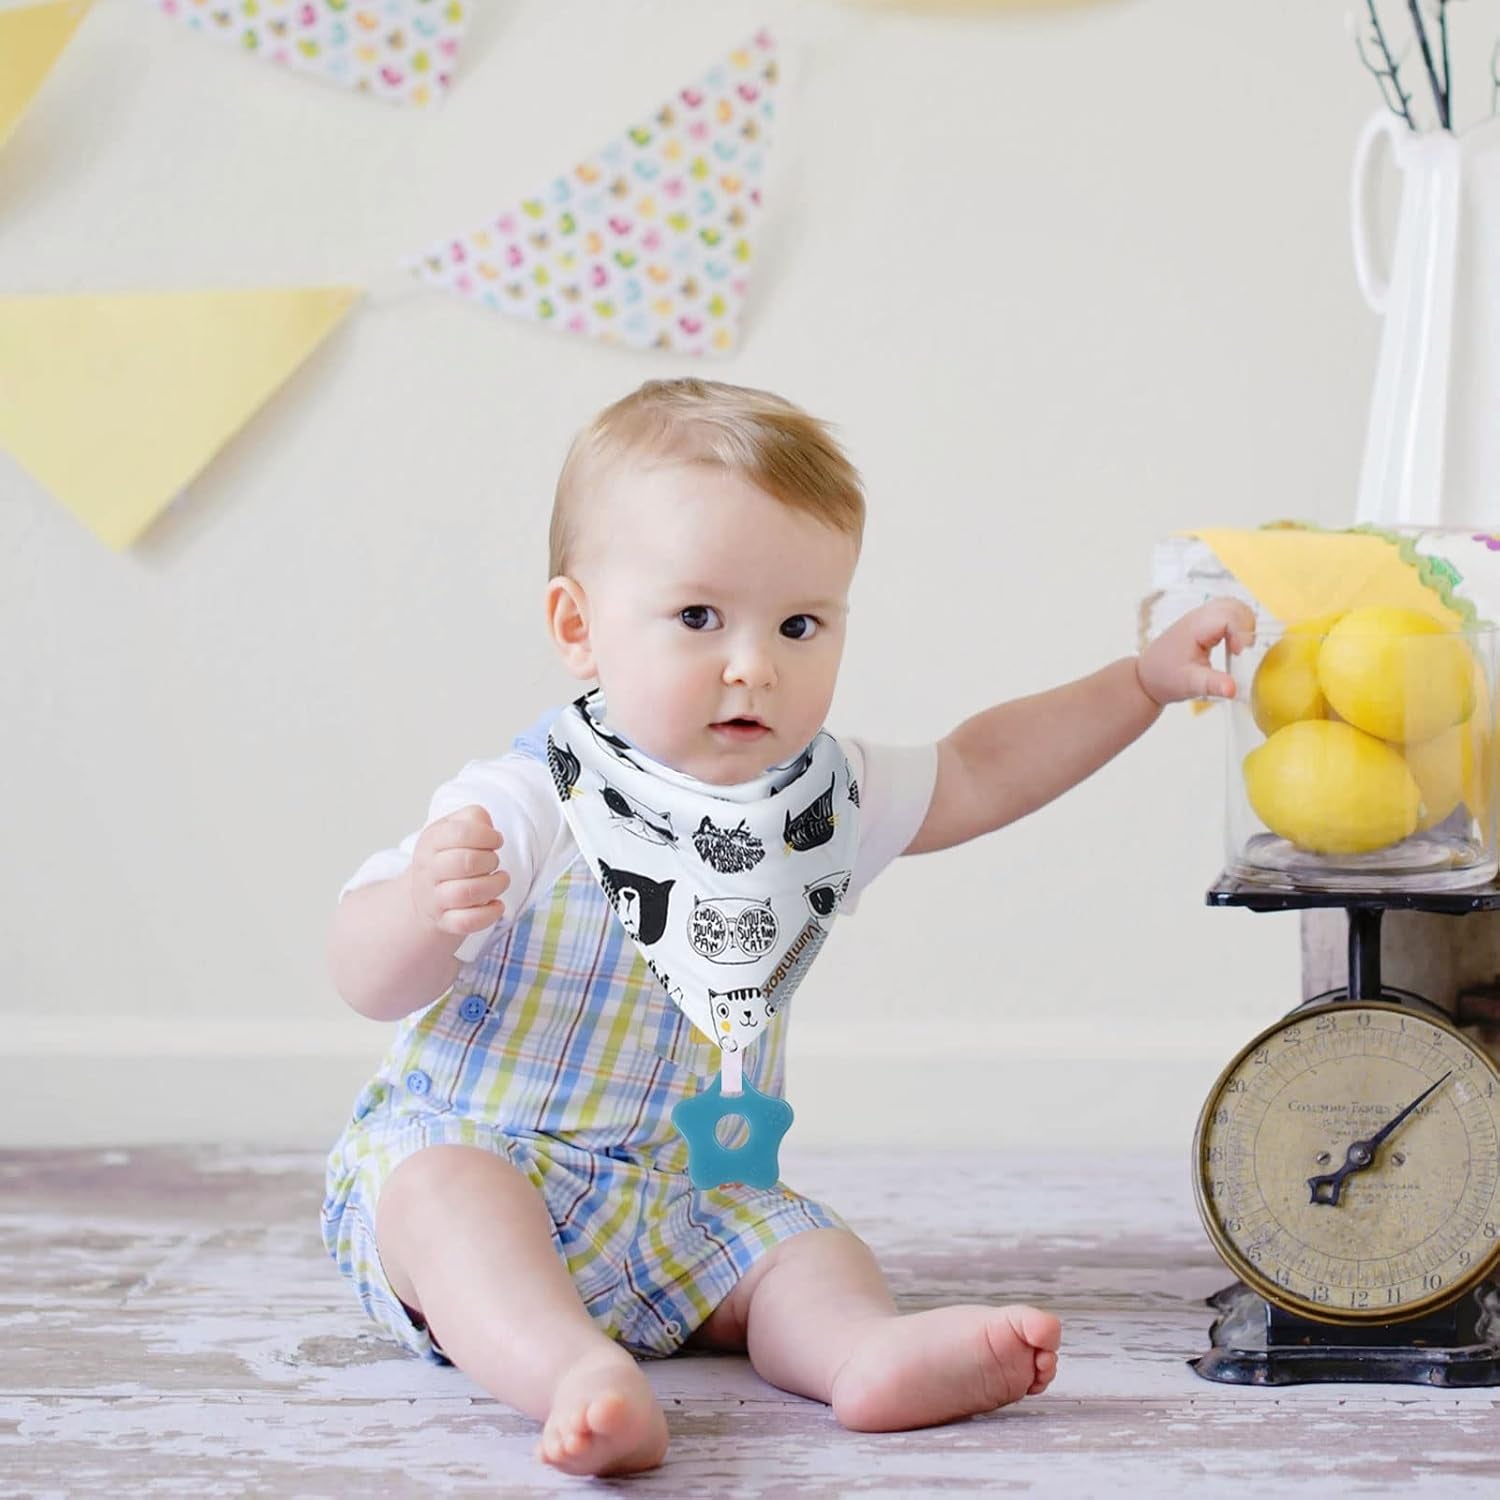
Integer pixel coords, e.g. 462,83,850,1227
2,1148,1495,1496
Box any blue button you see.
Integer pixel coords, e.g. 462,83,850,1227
404,1070,431,1096
458,994,487,1023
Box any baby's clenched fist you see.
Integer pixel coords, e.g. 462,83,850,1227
409,805,510,937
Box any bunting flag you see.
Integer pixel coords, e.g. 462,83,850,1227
145,0,469,107
0,0,91,155
408,29,779,356
0,287,359,548
851,1,1114,10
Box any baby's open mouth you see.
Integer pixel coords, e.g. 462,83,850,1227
711,717,770,738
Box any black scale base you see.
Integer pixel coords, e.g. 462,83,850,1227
1190,876,1500,1387
1193,1279,1500,1386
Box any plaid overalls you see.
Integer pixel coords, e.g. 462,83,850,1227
322,739,843,1360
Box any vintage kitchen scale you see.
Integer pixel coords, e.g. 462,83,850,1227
1190,615,1500,1384
1190,881,1500,1385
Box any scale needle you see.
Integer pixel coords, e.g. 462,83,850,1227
1306,1071,1452,1207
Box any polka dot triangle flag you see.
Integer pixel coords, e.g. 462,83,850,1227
408,29,778,356
145,0,468,107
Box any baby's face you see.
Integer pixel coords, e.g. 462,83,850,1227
569,461,858,785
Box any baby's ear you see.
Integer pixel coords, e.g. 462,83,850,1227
545,575,595,679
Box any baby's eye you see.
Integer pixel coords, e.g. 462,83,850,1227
679,605,723,632
780,615,819,641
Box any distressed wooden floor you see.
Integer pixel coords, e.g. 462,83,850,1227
3,1148,1498,1498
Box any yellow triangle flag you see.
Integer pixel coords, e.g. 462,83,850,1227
1190,528,1464,629
0,0,91,155
0,287,360,548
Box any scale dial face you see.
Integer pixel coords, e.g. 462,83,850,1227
1194,1000,1500,1323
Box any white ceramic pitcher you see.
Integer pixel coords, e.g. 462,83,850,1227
1352,111,1500,528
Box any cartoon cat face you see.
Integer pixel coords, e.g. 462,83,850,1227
803,871,851,920
784,774,837,852
547,739,581,802
689,895,778,963
600,783,675,845
768,746,815,795
709,985,764,1032
577,695,644,769
597,860,674,946
692,814,765,873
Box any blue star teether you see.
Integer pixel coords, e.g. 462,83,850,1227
671,1075,794,1190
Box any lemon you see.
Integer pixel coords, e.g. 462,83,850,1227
1244,720,1422,854
1471,664,1496,829
1460,658,1494,828
1250,613,1343,736
1317,607,1474,743
1404,724,1474,829
1402,655,1497,831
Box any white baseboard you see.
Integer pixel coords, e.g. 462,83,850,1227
0,1017,1245,1151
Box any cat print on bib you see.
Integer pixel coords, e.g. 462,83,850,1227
550,690,858,1059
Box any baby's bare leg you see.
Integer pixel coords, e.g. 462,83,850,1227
375,1144,667,1476
697,1228,1060,1432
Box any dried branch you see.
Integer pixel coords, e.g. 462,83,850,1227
1357,2,1417,128
1406,0,1451,127
1436,1,1452,115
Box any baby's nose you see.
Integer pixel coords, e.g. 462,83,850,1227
722,642,776,689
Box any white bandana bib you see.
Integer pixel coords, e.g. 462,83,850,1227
547,690,860,1098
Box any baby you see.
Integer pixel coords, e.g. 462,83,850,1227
324,378,1251,1476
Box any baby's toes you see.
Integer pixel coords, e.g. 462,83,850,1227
541,1409,582,1461
1013,1305,1062,1355
587,1392,629,1436
536,1353,667,1476
1028,1348,1059,1395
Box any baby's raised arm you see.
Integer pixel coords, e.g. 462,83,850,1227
905,599,1255,855
329,806,510,1022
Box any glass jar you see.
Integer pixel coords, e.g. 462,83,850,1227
1225,613,1499,891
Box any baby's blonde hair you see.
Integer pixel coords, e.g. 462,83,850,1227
549,378,864,578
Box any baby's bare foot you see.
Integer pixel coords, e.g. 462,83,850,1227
830,1304,1061,1433
535,1350,668,1476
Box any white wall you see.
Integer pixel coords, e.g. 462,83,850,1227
2,0,1463,1148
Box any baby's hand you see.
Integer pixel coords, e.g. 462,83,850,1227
1137,599,1257,707
408,805,510,937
